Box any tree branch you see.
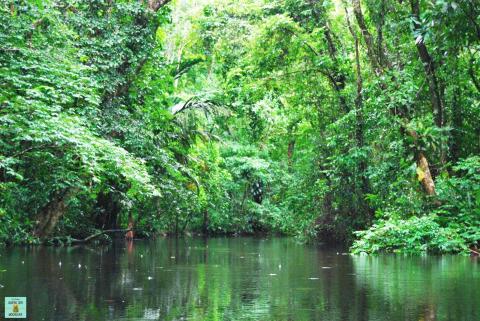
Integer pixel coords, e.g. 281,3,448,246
147,0,172,11
351,0,381,74
71,229,132,244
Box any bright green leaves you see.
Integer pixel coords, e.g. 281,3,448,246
404,115,450,153
351,215,469,254
248,15,303,73
1,0,479,248
0,0,168,242
433,156,480,246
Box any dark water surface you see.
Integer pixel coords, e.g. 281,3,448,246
0,237,479,321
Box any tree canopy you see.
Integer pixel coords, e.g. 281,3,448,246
1,0,479,253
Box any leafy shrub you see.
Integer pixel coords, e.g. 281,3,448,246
351,215,468,254
435,156,480,246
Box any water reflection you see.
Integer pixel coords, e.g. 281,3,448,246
0,237,478,321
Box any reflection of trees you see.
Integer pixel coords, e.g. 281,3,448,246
1,239,478,321
21,247,80,320
352,256,480,321
1,244,136,320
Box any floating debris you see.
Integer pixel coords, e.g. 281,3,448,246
321,266,332,269
132,287,143,291
308,277,319,280
147,276,153,280
170,256,175,259
58,261,62,267
140,254,143,258
269,273,277,276
240,256,245,259
78,264,82,269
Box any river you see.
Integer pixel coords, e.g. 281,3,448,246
0,237,478,320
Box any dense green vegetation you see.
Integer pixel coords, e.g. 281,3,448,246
1,0,479,253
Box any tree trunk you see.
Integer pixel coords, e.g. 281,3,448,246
346,4,371,218
347,0,437,197
351,0,381,74
417,151,436,196
468,54,480,93
95,191,121,229
353,28,370,199
147,0,172,11
376,0,387,68
450,88,462,163
410,0,444,128
303,2,349,113
34,188,77,238
287,139,295,169
322,25,349,113
202,209,209,235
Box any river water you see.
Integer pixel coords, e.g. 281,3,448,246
0,237,478,321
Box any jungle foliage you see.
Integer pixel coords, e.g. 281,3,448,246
0,0,479,253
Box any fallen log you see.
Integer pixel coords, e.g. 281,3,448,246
71,228,132,244
469,248,480,256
